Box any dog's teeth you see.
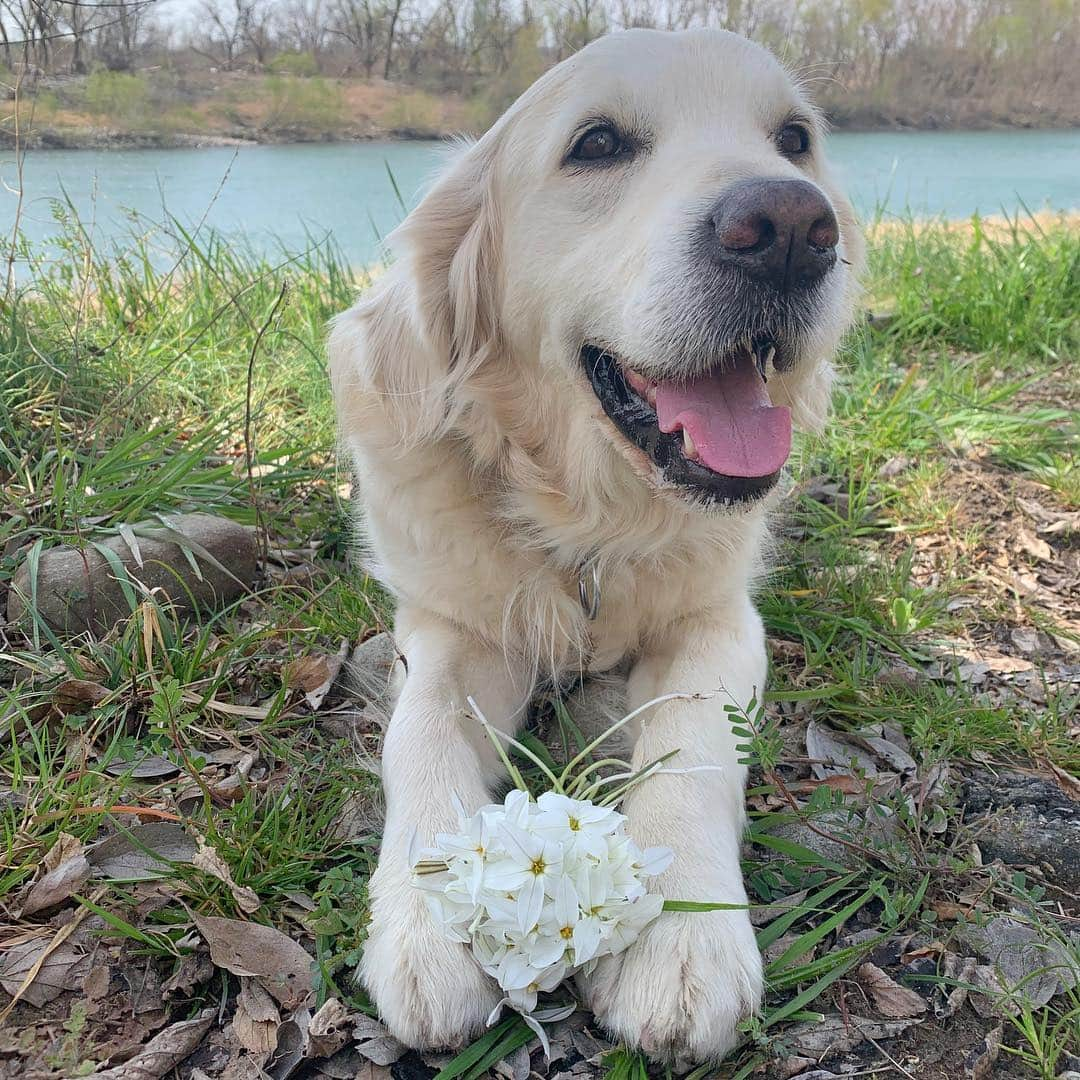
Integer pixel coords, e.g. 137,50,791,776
646,385,657,407
683,428,698,459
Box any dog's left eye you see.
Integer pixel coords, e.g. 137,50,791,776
569,125,626,163
777,123,811,157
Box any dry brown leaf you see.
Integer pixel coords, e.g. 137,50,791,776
285,639,349,710
194,914,314,1010
88,821,197,880
232,976,280,1055
1040,759,1080,801
964,1022,1003,1080
104,752,180,779
87,1009,215,1078
20,853,91,916
268,1008,311,1079
929,900,974,921
352,1015,406,1066
286,654,333,693
305,997,356,1059
1016,527,1054,562
52,678,110,714
0,939,90,1007
193,835,260,913
901,942,944,964
783,1014,919,1058
43,831,83,872
785,774,868,796
856,962,928,1018
805,721,879,778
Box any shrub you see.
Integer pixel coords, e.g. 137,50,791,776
269,51,320,77
83,70,148,126
265,75,343,136
381,90,444,135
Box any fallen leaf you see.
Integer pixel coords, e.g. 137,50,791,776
856,962,928,1018
1039,759,1080,801
493,1044,530,1080
88,821,197,880
232,976,280,1055
0,939,91,1007
936,954,977,1018
805,721,879,778
104,752,181,779
353,1015,406,1066
964,1022,1003,1080
286,654,333,694
1016,527,1054,563
193,835,260,913
285,639,349,711
959,916,1079,1007
43,831,84,872
20,852,91,916
268,1007,311,1079
194,914,314,1010
162,953,215,998
1017,497,1080,535
969,965,1019,1019
309,997,356,1059
87,1009,215,1078
784,1015,919,1058
53,679,110,714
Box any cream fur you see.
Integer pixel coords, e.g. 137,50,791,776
330,27,862,1064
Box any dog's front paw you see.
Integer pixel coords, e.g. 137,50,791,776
583,909,763,1068
361,868,499,1048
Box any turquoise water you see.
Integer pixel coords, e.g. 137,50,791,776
2,129,1077,271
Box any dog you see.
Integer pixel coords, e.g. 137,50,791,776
330,27,862,1065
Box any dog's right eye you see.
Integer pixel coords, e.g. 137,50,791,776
568,126,626,163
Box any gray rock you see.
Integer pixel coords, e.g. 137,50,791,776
6,513,256,635
962,769,1080,892
345,631,402,710
752,809,862,868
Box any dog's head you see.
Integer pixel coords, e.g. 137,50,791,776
349,29,862,512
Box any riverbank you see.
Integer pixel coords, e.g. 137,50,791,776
3,67,1078,150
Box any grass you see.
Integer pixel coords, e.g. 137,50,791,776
0,204,1078,1077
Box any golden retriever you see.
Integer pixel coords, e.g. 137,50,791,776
330,27,862,1066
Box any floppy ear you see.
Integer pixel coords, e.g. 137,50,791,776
396,140,503,380
329,140,503,444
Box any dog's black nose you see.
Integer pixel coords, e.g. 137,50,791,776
707,178,839,291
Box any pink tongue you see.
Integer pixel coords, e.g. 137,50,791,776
654,352,792,478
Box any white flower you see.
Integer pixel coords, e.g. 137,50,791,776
412,787,672,1034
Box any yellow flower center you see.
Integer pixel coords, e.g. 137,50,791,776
530,857,546,876
568,816,581,831
560,926,573,939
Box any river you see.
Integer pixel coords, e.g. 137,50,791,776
2,128,1077,272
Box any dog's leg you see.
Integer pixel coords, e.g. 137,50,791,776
584,595,766,1067
361,608,530,1048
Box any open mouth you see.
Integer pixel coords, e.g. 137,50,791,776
581,339,792,504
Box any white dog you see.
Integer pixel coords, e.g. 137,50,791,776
330,28,861,1066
